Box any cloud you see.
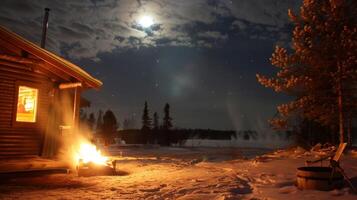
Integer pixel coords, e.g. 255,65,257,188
58,26,91,39
222,0,298,27
197,31,228,40
0,0,300,60
231,20,247,31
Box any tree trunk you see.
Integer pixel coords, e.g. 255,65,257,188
337,64,345,144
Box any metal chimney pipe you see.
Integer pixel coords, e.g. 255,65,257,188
41,8,50,48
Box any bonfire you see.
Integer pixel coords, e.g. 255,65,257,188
74,142,116,176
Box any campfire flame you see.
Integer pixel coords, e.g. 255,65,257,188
75,143,108,166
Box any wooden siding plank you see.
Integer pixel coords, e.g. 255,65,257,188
0,62,52,157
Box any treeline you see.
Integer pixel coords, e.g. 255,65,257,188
118,129,236,145
79,101,176,145
79,101,240,146
80,100,296,146
141,101,173,131
79,109,118,145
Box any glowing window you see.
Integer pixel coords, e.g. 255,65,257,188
16,86,38,123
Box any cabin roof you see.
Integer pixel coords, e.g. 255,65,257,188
0,25,102,88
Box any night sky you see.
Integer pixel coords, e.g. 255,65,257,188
0,0,301,130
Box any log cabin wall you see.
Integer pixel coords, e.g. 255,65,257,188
0,60,53,157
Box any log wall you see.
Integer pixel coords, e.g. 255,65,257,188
0,60,53,157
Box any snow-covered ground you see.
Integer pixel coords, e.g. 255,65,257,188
0,146,356,200
181,138,291,149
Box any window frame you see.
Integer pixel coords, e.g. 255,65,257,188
12,81,40,127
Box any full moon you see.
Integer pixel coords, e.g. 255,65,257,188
138,15,154,28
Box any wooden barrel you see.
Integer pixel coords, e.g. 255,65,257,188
297,166,344,191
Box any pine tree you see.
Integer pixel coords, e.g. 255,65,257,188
87,112,96,131
162,103,173,130
96,110,103,134
102,109,118,145
256,0,357,144
153,112,159,130
141,101,152,131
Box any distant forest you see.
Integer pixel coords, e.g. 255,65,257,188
118,129,292,145
79,101,292,146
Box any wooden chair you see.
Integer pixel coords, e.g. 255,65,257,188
305,143,347,167
305,143,356,193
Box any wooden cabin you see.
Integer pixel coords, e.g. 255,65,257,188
0,25,102,158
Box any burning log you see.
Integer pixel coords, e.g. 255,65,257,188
77,160,116,177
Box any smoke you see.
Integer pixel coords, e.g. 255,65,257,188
42,89,96,168
177,100,293,149
226,100,292,149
